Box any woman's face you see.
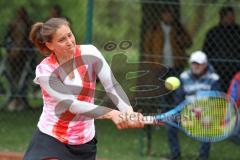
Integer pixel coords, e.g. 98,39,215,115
46,25,76,57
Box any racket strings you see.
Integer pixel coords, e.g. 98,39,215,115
181,97,237,141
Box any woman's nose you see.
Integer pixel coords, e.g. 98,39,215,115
66,37,72,45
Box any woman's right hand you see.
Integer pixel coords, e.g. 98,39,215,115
108,110,144,129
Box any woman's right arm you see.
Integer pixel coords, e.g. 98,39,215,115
36,74,142,129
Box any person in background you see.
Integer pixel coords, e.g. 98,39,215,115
167,51,221,160
3,6,34,111
143,6,192,75
141,6,192,155
48,4,71,23
203,6,240,92
24,18,144,160
49,4,62,18
227,72,240,144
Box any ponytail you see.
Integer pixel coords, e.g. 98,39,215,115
29,18,69,56
29,22,50,55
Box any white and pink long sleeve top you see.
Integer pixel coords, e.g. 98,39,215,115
34,45,131,145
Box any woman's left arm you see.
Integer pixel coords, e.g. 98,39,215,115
93,47,133,112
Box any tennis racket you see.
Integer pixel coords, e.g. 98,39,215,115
143,91,239,142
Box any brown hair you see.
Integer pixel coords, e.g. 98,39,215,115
29,18,69,56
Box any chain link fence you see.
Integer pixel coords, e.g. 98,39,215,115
0,0,240,159
93,0,240,158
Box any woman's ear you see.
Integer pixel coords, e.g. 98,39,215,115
45,42,53,51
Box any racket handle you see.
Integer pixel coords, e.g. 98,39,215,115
143,116,155,124
143,116,165,126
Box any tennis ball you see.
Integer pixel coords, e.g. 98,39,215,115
165,76,180,90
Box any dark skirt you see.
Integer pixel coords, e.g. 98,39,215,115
23,128,97,160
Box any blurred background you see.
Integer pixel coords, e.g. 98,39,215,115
0,0,240,159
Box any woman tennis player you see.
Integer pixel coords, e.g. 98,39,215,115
23,18,144,160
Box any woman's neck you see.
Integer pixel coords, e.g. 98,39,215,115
55,53,75,79
56,53,74,65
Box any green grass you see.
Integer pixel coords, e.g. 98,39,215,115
0,110,41,152
96,120,240,160
0,109,239,160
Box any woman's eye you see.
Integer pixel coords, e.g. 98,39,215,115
59,38,65,42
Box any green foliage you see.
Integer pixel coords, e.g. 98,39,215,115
181,0,240,54
0,0,87,44
92,0,141,48
1,0,240,53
